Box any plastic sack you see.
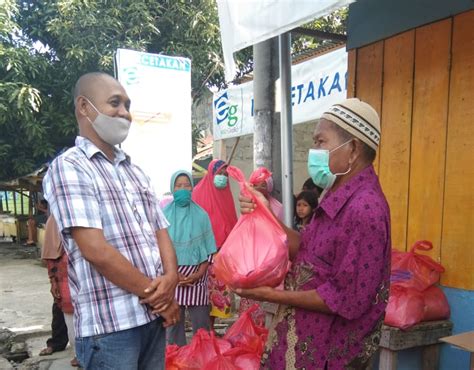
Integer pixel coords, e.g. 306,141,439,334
165,344,180,370
422,285,450,321
384,286,424,329
213,166,289,289
224,304,269,356
234,352,261,370
205,331,239,370
391,240,445,292
206,354,238,370
173,329,232,370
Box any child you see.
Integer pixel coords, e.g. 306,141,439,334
294,191,318,231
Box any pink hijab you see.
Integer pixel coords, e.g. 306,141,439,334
192,159,238,248
249,167,284,221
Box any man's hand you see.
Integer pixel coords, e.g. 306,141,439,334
50,279,61,300
233,286,275,302
153,300,181,328
239,184,269,214
140,273,178,311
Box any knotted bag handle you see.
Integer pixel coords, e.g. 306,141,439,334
409,240,445,273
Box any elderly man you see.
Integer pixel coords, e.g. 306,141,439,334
238,98,391,370
43,72,179,370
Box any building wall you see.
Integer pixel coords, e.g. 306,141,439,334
348,10,474,370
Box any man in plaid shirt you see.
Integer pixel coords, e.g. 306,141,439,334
43,72,179,370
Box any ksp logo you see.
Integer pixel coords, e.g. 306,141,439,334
214,92,238,127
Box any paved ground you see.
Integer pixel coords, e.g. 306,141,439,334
0,240,76,369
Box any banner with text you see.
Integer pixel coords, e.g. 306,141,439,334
116,49,192,195
213,47,347,140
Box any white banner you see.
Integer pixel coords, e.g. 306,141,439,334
213,47,347,140
217,0,353,80
116,49,192,196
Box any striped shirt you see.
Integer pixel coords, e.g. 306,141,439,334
43,136,169,338
176,265,209,306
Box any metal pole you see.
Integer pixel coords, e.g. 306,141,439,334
253,38,277,171
279,32,293,227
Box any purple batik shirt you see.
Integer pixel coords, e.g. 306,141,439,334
263,165,391,370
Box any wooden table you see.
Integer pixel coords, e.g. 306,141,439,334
379,320,453,370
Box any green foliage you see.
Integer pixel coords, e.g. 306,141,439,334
292,8,348,53
0,0,345,181
1,0,243,181
0,0,71,180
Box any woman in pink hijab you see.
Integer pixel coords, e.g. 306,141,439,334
192,159,238,325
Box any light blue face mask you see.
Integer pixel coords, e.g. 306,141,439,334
307,140,352,190
173,189,191,207
214,174,228,189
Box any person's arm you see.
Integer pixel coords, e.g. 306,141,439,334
179,261,209,286
234,286,332,313
140,228,179,311
46,259,61,300
71,227,153,297
36,201,48,213
277,220,301,260
239,184,301,259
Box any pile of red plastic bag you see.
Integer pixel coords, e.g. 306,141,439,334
384,240,450,329
166,305,268,370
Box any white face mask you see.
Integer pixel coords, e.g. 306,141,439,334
84,98,131,146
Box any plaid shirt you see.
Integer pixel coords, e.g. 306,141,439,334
43,136,169,338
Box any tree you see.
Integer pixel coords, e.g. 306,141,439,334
0,0,251,180
0,0,69,180
1,1,346,181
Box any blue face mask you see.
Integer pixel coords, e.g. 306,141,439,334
214,174,228,189
173,189,191,207
307,140,352,190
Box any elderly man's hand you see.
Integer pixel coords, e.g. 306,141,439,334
239,183,269,214
140,273,178,311
233,286,275,302
153,299,181,327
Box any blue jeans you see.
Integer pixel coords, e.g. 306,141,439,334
76,318,165,370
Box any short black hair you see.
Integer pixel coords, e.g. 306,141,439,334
302,178,323,198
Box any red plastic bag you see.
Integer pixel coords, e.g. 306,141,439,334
206,354,238,370
173,329,232,369
391,240,445,291
234,353,261,370
213,166,289,289
422,285,450,321
165,344,180,370
384,286,424,329
205,332,239,370
224,304,268,356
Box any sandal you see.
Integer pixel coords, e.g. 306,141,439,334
39,347,54,356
